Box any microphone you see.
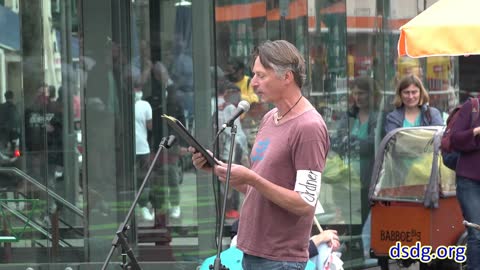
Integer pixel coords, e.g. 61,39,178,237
222,100,250,129
160,135,176,149
166,135,176,148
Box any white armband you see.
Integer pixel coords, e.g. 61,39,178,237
294,170,322,207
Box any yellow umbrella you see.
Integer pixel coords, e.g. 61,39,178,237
398,0,480,58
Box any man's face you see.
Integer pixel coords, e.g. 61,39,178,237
251,57,284,103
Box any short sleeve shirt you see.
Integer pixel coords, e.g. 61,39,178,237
135,100,152,155
237,108,330,262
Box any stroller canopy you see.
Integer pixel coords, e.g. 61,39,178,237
369,126,455,208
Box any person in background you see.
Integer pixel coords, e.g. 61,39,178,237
382,74,443,270
450,98,480,270
191,40,329,270
0,90,20,165
224,57,259,105
0,91,20,149
134,80,154,221
334,76,382,223
25,84,51,182
170,38,194,128
308,229,340,259
385,74,443,134
0,90,21,210
149,61,185,220
216,79,249,219
332,76,383,264
46,86,64,182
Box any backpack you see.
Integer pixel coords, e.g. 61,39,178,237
440,98,480,170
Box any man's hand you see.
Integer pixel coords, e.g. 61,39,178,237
214,163,257,187
188,146,213,172
187,147,248,193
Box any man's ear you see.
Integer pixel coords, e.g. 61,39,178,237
283,70,295,85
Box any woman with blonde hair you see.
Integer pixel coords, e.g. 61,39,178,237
385,74,443,133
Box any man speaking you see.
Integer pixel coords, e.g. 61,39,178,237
190,40,329,270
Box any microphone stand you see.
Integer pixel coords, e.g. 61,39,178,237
210,125,237,270
101,135,176,270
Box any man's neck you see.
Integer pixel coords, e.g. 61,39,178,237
275,90,303,116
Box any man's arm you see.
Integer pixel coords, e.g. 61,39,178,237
214,164,314,216
249,173,313,216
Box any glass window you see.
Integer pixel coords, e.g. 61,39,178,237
214,0,268,226
1,0,217,267
1,0,85,265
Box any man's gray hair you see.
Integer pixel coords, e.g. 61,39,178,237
251,40,306,88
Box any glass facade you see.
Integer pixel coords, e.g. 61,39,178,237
0,0,467,269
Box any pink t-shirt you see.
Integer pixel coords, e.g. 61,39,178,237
237,108,330,262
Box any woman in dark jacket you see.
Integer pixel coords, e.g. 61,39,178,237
333,76,384,223
333,77,386,267
385,74,443,134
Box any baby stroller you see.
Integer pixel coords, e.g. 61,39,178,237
368,126,467,269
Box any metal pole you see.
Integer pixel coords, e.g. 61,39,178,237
211,125,237,270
